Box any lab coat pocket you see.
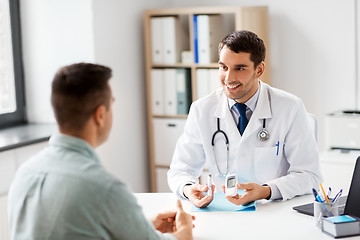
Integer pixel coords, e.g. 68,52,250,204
254,146,281,182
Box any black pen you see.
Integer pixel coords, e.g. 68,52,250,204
312,188,319,201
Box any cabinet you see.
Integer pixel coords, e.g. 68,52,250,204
144,6,270,192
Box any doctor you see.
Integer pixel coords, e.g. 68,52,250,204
168,30,322,208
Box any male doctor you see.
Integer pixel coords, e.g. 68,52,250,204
168,30,322,208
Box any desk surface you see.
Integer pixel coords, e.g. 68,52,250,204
135,193,360,240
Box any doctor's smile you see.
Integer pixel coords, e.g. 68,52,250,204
224,82,242,90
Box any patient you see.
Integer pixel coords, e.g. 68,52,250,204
8,63,194,240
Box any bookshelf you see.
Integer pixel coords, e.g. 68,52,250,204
144,6,270,192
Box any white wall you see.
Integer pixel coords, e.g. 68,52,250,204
20,0,95,123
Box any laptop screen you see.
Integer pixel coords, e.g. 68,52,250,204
343,156,360,218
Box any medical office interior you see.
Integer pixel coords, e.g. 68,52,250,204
1,0,360,239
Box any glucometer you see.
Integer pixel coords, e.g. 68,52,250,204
207,173,212,197
225,174,237,197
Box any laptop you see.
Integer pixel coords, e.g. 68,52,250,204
293,156,360,218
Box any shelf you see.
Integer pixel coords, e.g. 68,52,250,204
152,63,192,68
152,63,219,69
152,115,188,119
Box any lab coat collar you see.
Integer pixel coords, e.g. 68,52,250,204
213,80,272,138
214,80,272,120
255,81,272,119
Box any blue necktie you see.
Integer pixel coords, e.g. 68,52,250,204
235,103,248,135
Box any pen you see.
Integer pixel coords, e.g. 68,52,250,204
320,184,330,203
275,140,279,156
207,173,212,197
316,195,324,203
312,188,318,201
332,189,343,203
327,187,332,199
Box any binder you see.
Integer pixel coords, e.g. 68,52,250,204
197,15,225,64
151,17,189,64
197,15,210,64
162,17,177,64
193,15,199,63
196,69,210,99
176,69,191,115
151,69,164,115
150,18,163,64
164,69,177,115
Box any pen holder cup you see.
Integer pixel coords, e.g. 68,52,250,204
314,200,339,229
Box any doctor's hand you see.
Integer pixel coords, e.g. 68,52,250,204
183,184,214,208
221,182,271,206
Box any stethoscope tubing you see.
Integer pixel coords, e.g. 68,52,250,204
211,117,269,176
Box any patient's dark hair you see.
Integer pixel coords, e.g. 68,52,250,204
218,30,266,68
51,63,112,131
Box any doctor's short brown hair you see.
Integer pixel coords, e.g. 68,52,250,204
51,63,112,132
218,30,266,68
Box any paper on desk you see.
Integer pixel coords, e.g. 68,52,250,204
190,190,256,212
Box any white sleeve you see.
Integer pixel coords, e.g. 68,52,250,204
167,102,207,199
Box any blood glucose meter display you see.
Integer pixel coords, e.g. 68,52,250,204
227,177,236,187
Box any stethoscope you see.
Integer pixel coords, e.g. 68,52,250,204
211,117,269,176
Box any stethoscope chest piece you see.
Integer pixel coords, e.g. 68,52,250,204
258,128,269,141
257,119,269,141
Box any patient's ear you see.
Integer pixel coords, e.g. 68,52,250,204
93,105,106,127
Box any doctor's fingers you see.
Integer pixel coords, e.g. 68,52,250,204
191,183,208,192
191,195,213,208
237,182,257,190
226,194,253,206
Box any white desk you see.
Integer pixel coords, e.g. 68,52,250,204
135,193,360,240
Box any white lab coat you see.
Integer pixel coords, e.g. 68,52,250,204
168,81,322,201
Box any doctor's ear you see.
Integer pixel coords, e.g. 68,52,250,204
255,61,265,77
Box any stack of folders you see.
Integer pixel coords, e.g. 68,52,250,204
150,16,189,64
193,14,226,64
151,68,191,116
323,215,360,238
196,69,221,99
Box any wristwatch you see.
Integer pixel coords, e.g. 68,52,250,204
262,184,272,200
183,183,193,199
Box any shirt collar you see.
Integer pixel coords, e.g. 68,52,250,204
49,134,100,164
228,81,261,112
